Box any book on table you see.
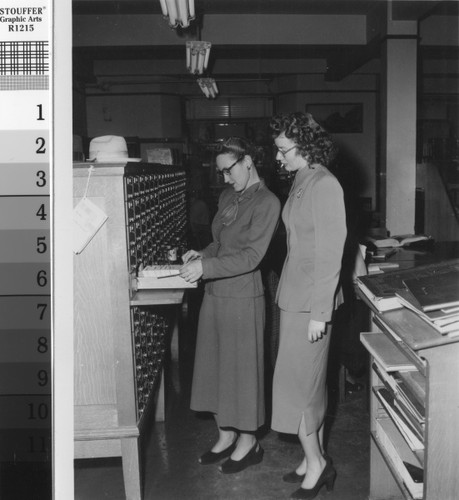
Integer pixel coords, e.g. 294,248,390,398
356,258,459,313
370,248,398,261
402,270,459,312
356,277,403,312
366,234,433,249
368,262,400,275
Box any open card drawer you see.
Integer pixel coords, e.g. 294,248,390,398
136,265,197,289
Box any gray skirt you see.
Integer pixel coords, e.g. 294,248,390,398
190,292,265,431
271,309,332,435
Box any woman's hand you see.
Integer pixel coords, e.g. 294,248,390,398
180,259,203,283
181,249,202,264
308,319,326,343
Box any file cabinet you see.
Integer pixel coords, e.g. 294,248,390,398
73,162,187,500
359,303,459,500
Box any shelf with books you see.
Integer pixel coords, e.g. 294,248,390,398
372,364,425,441
360,294,459,500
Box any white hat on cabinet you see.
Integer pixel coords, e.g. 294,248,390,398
87,135,141,163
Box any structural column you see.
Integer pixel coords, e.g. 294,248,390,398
380,33,418,235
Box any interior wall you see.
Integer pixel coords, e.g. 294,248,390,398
276,75,377,209
85,94,182,139
73,84,87,137
160,94,183,138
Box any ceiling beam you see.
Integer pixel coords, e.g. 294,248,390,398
325,36,382,82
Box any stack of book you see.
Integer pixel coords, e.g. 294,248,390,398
356,258,459,314
374,379,425,452
395,284,459,335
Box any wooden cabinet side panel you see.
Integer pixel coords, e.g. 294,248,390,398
422,343,459,499
98,175,137,425
74,194,117,405
73,167,137,425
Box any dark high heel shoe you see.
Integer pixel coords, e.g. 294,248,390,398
199,440,237,465
219,442,264,474
283,470,305,483
283,453,332,483
290,460,336,499
345,380,364,393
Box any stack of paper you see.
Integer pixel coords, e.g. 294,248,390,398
137,265,197,289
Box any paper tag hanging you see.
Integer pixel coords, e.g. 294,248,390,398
73,197,109,254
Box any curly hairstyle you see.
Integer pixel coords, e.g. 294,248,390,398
216,136,259,164
270,112,338,167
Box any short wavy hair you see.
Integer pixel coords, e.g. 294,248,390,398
216,136,259,164
270,112,338,167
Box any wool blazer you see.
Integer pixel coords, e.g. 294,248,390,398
201,181,281,298
276,165,347,322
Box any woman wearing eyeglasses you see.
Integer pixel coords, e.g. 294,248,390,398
269,112,347,499
180,137,281,473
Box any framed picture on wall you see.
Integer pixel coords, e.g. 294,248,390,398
306,103,363,133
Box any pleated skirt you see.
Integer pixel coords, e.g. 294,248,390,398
190,291,265,431
271,309,332,435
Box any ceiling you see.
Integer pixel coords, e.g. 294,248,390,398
72,1,459,87
72,0,457,17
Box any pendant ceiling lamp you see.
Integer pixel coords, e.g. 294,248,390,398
186,41,211,75
197,78,218,99
159,0,195,29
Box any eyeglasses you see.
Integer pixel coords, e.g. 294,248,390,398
217,156,243,177
277,145,297,157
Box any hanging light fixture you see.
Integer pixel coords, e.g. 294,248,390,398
159,0,195,28
197,78,218,99
186,41,211,75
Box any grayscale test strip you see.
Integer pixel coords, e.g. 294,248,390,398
0,1,52,497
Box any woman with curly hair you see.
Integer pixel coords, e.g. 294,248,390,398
269,112,347,499
180,137,281,474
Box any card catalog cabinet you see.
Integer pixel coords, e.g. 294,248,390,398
73,162,187,500
359,305,459,500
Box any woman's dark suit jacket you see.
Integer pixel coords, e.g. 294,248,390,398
200,181,281,297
